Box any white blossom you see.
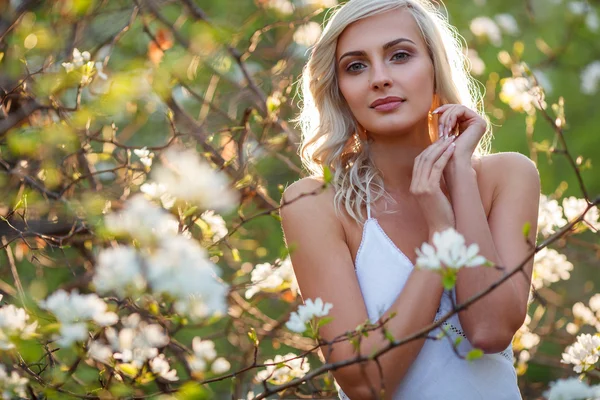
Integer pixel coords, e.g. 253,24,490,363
573,303,598,327
532,247,573,289
467,49,485,75
544,377,600,400
562,197,600,231
589,294,600,313
140,182,176,209
255,353,310,385
134,147,154,168
201,210,228,241
0,304,37,350
499,76,545,114
187,337,219,373
150,354,179,381
211,357,231,374
494,14,519,35
586,11,599,32
72,48,91,67
151,148,239,212
286,298,333,333
470,17,502,46
538,195,567,237
561,333,600,373
245,257,299,299
95,61,108,80
146,235,228,319
581,61,600,95
62,62,75,73
415,228,486,270
0,365,28,399
87,340,113,364
105,195,180,245
40,290,118,346
94,246,146,298
267,0,294,14
294,0,337,6
293,22,322,47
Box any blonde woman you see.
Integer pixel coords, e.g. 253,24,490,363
280,0,539,398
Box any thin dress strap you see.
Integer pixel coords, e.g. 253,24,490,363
366,181,371,220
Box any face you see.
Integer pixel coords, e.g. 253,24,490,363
336,8,435,137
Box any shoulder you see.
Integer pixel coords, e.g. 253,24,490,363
280,177,343,235
477,152,540,196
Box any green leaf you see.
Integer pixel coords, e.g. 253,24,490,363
454,336,463,347
116,363,138,378
383,329,395,343
317,316,334,328
522,222,531,238
183,205,198,218
270,211,282,222
466,348,484,361
248,328,259,346
442,272,457,290
323,165,332,184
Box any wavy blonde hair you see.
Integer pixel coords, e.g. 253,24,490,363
296,0,491,224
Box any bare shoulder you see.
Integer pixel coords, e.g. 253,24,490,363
280,177,344,240
477,152,540,190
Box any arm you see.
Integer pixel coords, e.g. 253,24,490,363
280,178,445,400
444,152,540,353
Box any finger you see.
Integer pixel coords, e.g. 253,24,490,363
415,137,454,185
438,105,458,138
429,141,455,183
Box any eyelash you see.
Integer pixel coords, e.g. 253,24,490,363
345,52,411,72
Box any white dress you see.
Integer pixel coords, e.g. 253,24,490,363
337,193,522,400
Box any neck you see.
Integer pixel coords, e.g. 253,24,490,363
367,119,434,194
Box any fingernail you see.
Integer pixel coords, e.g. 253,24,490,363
432,108,440,114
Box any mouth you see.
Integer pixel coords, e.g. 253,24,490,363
369,96,405,112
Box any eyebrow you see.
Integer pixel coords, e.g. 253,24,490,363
337,38,417,65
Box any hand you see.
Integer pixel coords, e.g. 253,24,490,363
432,104,487,167
410,136,456,234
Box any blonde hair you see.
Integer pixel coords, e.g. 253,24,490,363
296,0,491,224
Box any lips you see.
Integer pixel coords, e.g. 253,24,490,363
369,96,405,109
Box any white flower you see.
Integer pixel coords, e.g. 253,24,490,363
245,257,299,299
470,17,502,46
140,182,176,209
499,76,545,114
105,195,179,245
562,197,600,231
0,305,37,350
581,61,600,95
0,365,28,399
94,246,146,298
150,354,179,381
467,49,485,75
201,210,228,241
416,228,486,270
520,331,541,349
294,0,337,7
40,290,118,346
568,1,589,15
532,247,573,289
586,11,599,32
87,340,113,364
134,147,154,168
187,336,222,373
72,48,91,67
293,22,322,47
538,195,567,237
57,323,88,347
211,357,231,374
255,353,310,385
151,148,239,212
267,0,293,14
494,14,519,35
544,377,600,400
62,62,75,73
561,334,600,373
146,235,228,319
286,298,332,333
95,61,108,80
573,302,598,327
589,294,600,313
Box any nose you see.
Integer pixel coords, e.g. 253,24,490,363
370,62,392,90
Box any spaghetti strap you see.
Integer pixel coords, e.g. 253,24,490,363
366,181,371,219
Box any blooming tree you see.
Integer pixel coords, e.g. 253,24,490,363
0,0,598,399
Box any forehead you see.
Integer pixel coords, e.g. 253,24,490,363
336,8,426,56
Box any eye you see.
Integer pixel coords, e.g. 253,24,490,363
346,62,366,72
391,52,410,61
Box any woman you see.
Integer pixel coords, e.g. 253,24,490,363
280,0,540,398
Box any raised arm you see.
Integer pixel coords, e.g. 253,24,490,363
280,137,458,399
